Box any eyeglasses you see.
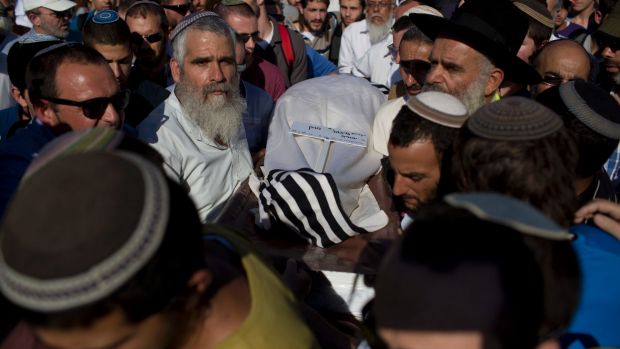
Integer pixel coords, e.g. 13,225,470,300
162,3,190,15
38,9,72,19
400,59,431,76
367,1,392,9
43,90,130,119
540,73,582,87
235,31,260,44
596,35,620,52
130,32,164,45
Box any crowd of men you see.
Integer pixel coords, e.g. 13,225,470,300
0,0,619,348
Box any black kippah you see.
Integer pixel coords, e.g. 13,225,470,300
467,97,563,141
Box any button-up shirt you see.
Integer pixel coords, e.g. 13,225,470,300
138,91,253,222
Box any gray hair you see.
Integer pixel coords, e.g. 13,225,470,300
171,15,236,70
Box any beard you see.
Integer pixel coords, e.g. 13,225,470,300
175,75,246,146
422,77,488,114
366,14,392,44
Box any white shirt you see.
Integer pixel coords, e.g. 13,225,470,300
352,35,400,90
137,91,253,223
372,96,406,156
338,19,371,74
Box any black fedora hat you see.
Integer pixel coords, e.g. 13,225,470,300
410,0,542,85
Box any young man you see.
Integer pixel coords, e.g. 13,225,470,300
0,147,320,349
294,0,337,57
328,0,364,64
83,9,170,127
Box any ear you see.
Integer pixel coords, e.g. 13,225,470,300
27,12,40,26
34,100,59,127
187,269,212,295
484,67,504,98
170,57,181,84
10,86,28,109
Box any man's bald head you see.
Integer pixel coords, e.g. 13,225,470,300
532,39,591,96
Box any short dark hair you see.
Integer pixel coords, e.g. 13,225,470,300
26,44,108,106
452,125,578,228
527,17,552,50
213,2,257,19
18,176,205,328
125,1,169,32
299,0,329,9
83,16,132,48
536,87,620,179
389,105,459,161
400,25,432,45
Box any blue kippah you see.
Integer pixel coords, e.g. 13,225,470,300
92,9,120,24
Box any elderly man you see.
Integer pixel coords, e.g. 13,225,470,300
531,39,591,97
413,0,541,113
125,1,173,88
138,12,253,223
23,0,75,39
0,43,125,216
338,0,394,74
385,91,468,228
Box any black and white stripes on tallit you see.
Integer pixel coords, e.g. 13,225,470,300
258,169,368,248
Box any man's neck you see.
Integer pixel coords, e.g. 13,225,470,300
572,6,594,28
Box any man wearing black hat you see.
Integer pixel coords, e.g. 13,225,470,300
537,81,620,206
411,0,541,113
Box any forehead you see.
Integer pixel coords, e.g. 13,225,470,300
432,37,480,62
340,0,361,7
537,44,590,78
55,62,117,97
388,140,440,173
92,44,132,60
183,29,233,59
126,13,162,32
167,0,188,5
306,0,327,9
227,13,258,30
400,40,433,60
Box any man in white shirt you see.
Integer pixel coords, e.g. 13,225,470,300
337,0,393,74
138,12,253,222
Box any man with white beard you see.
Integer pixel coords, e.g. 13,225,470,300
414,0,542,114
337,0,394,74
138,11,253,223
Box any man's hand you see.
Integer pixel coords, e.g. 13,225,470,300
575,199,620,239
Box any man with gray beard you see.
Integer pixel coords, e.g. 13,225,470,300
338,0,394,74
138,11,253,223
413,0,542,114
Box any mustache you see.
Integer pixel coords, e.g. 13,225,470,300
202,82,234,95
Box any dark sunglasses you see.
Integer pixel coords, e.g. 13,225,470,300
596,35,620,52
541,73,582,87
44,90,130,119
131,32,164,45
400,59,431,77
235,31,260,44
162,3,190,15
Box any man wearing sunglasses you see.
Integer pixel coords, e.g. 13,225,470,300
126,1,172,88
372,26,433,156
0,43,125,217
23,0,76,39
161,0,191,30
531,39,591,97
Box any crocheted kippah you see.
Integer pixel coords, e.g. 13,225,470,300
513,0,553,29
406,91,469,128
91,9,120,24
467,97,563,141
0,152,170,312
559,80,620,139
170,11,220,42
